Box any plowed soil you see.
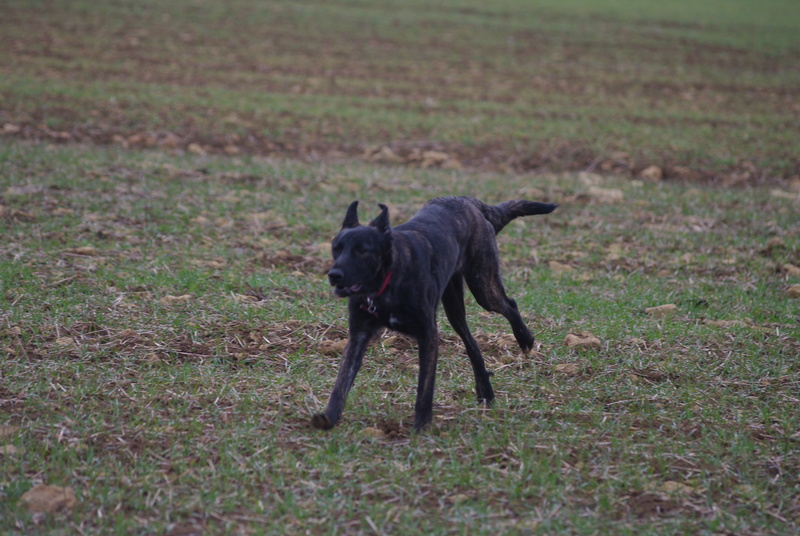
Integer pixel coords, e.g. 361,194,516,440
1,1,799,185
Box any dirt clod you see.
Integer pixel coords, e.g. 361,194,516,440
20,485,77,514
565,331,601,350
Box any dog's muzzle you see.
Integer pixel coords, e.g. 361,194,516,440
328,268,363,297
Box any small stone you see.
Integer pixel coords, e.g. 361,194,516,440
64,246,99,256
20,485,78,514
0,425,19,439
588,186,624,203
644,304,677,317
158,294,194,305
554,363,580,376
0,444,19,456
767,236,785,249
780,263,800,277
548,260,574,275
187,143,206,155
577,172,603,186
320,339,347,355
55,337,76,348
638,165,663,182
770,189,798,200
359,427,385,439
364,145,404,164
564,331,601,350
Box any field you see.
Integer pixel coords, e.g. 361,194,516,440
1,0,799,535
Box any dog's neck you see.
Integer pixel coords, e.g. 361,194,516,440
374,270,392,298
360,271,393,316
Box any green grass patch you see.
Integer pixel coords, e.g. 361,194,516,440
1,0,799,532
1,140,798,534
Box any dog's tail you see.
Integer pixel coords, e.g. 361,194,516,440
482,200,557,234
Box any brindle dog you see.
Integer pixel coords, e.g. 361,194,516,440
311,196,557,432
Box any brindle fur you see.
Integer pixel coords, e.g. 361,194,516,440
312,196,557,432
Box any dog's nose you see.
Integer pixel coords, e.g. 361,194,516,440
328,268,344,284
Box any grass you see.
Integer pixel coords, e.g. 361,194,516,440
1,0,799,179
1,0,799,534
1,141,798,535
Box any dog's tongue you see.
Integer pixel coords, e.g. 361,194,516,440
335,283,362,296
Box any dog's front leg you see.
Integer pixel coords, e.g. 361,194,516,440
413,326,439,431
311,328,375,430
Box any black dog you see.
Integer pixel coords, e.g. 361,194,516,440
311,196,557,431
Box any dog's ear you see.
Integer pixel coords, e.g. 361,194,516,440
341,201,360,229
370,204,391,234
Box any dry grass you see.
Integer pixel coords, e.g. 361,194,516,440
1,141,799,534
1,0,799,533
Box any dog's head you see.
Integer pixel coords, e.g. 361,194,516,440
328,201,392,298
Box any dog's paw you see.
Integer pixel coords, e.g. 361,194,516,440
512,329,534,354
310,413,335,430
519,336,535,355
477,396,495,407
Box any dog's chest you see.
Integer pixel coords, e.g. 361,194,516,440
388,314,402,330
373,306,411,332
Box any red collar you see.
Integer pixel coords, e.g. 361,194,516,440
374,271,392,298
361,271,392,316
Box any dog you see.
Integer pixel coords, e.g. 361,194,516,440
311,196,557,432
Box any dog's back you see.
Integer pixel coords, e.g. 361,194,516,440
389,196,557,296
399,196,556,234
396,196,556,260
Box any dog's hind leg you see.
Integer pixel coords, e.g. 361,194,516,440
465,264,534,354
311,327,376,430
441,276,494,404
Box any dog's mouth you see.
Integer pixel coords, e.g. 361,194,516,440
333,283,363,297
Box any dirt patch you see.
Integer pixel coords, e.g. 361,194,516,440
619,491,685,519
3,122,790,186
377,419,407,440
